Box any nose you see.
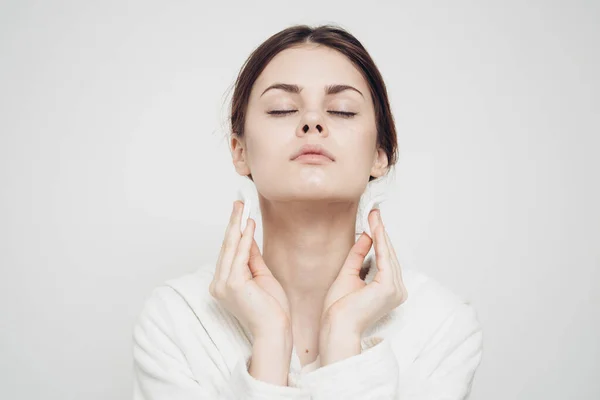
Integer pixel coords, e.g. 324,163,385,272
297,111,328,137
302,123,323,133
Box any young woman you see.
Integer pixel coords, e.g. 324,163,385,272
133,24,483,399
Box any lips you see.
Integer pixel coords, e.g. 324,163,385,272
291,144,335,161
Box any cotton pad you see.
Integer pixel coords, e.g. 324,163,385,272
356,177,390,239
361,192,388,239
234,175,258,235
234,174,389,238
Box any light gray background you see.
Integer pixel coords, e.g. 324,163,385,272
1,1,598,399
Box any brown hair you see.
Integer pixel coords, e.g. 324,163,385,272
230,24,398,182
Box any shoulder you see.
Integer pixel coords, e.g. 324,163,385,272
133,263,252,374
363,254,482,366
399,262,481,333
401,265,482,344
402,265,476,317
393,266,484,378
133,264,216,341
164,262,217,307
134,262,223,327
132,265,256,390
364,252,477,324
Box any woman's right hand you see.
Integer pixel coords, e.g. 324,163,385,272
209,200,291,339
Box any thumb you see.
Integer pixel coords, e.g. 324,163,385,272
339,232,373,277
248,238,272,277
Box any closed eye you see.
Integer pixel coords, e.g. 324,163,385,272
328,111,357,118
267,110,297,116
266,110,357,118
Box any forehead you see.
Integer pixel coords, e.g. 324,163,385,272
252,44,369,95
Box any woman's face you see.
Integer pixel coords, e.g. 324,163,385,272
232,43,388,203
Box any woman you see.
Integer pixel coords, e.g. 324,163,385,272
133,24,483,399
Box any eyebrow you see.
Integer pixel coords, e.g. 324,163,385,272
260,83,364,98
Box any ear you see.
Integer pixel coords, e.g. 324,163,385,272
369,146,389,179
230,133,251,177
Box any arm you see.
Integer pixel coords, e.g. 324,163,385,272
297,302,483,399
249,334,294,386
132,286,311,400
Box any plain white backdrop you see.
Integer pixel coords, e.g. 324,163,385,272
1,1,598,399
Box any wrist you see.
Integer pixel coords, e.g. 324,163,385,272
249,334,293,386
253,328,293,352
319,321,362,367
252,317,292,342
320,309,361,338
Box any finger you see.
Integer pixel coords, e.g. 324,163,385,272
339,232,373,277
214,202,233,283
228,217,255,284
216,201,237,266
366,208,380,241
384,231,402,278
248,237,270,277
352,279,389,328
216,201,244,282
383,230,407,302
369,210,393,282
383,230,400,285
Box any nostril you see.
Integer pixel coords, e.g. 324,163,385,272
316,124,322,132
303,124,309,133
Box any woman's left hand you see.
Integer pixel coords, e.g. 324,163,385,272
319,208,408,364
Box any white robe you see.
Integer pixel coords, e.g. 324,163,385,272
132,248,483,399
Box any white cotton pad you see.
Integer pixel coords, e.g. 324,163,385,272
235,189,252,234
356,177,390,239
234,174,389,238
234,176,257,235
361,192,388,239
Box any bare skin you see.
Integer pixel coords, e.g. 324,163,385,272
209,202,293,385
210,43,408,385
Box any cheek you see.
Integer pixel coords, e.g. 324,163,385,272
336,122,377,166
243,118,290,167
244,112,271,152
242,108,301,193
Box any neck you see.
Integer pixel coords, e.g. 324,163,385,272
259,197,359,318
